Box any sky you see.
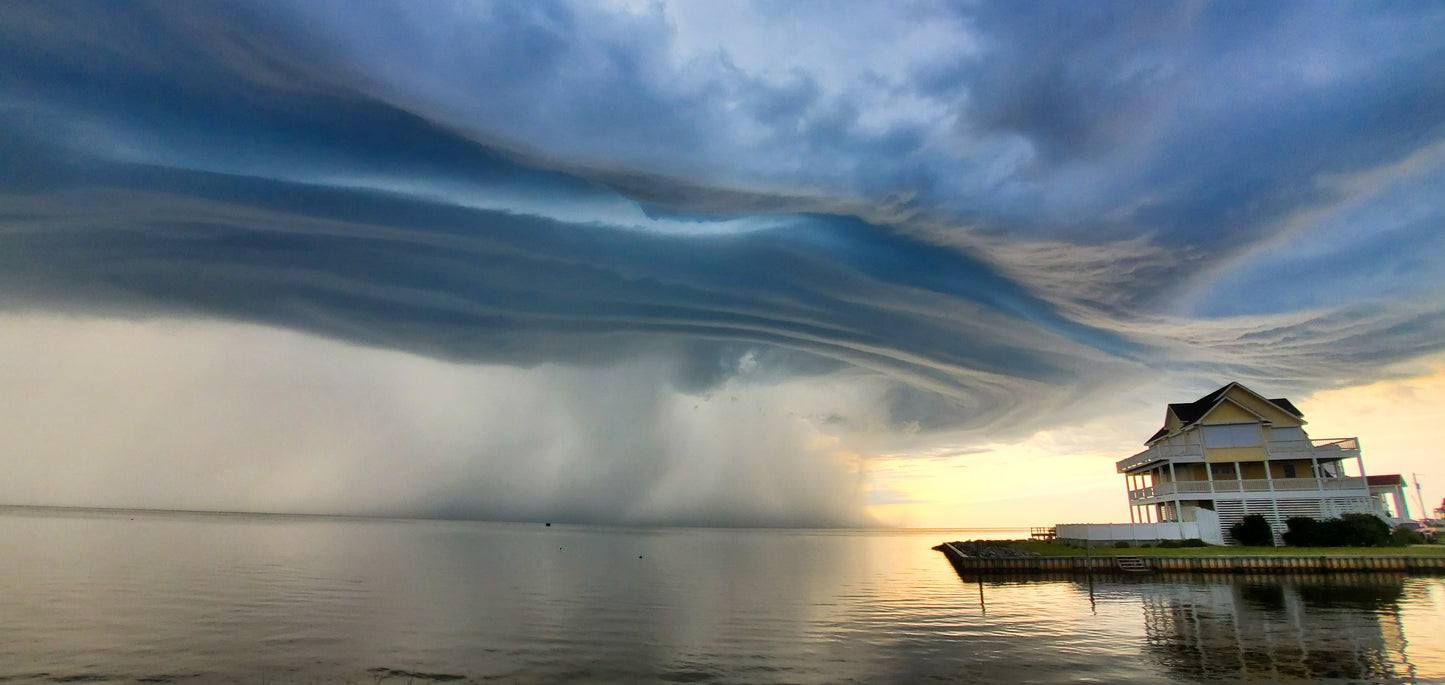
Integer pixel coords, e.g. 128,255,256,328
1,1,1443,528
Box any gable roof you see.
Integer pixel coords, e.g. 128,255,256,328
1267,397,1302,417
1145,382,1305,445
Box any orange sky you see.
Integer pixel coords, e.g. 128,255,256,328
868,361,1445,529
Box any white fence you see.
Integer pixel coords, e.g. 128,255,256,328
1055,522,1202,543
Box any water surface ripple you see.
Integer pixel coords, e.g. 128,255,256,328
1,509,1442,683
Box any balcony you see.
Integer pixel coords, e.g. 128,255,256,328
1117,436,1360,473
1116,442,1203,473
1265,437,1360,458
1127,476,1368,502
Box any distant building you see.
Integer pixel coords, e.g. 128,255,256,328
1056,382,1409,545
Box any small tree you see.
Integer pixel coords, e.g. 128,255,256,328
1230,514,1275,546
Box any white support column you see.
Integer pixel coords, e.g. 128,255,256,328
1395,488,1409,519
1269,499,1283,543
1166,461,1180,523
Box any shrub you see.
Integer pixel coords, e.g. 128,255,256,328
1158,539,1181,548
1230,514,1275,546
1340,513,1391,546
1181,538,1208,547
1390,526,1424,546
1114,541,1131,549
1283,514,1392,547
1283,516,1322,546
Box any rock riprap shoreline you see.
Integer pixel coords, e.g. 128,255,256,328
932,540,1040,558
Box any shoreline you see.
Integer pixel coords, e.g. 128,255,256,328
936,541,1445,575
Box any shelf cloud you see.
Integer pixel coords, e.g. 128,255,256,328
1,1,1442,524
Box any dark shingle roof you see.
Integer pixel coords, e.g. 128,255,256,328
1144,382,1304,445
1267,397,1303,417
1167,383,1234,426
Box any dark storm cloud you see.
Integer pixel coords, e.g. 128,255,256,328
939,1,1195,165
1,0,1444,438
0,157,1122,431
908,1,1445,318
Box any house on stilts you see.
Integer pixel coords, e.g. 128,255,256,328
1054,382,1410,545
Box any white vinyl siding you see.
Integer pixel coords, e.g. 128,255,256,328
1203,423,1262,448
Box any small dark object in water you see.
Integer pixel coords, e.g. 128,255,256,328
367,667,465,682
639,555,644,559
545,522,551,527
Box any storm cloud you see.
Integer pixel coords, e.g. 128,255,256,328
1,1,1443,524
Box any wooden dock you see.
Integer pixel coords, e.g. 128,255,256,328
937,542,1445,575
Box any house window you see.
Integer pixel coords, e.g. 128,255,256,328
1270,426,1306,443
1211,462,1236,478
1203,423,1263,448
1282,464,1297,479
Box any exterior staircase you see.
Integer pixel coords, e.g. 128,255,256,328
1114,556,1151,573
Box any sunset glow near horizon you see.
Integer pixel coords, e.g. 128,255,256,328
1,2,1443,529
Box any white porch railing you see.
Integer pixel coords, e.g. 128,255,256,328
1127,476,1368,501
1116,443,1203,472
1265,437,1361,457
1117,436,1360,473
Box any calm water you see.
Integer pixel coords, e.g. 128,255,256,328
1,509,1443,683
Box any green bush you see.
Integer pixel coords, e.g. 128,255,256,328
1341,513,1392,546
1158,539,1181,548
1230,514,1275,546
1114,541,1131,548
1283,514,1392,547
1181,538,1208,547
1390,527,1424,546
1282,516,1321,546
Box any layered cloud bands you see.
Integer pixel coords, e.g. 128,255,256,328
1,2,1443,523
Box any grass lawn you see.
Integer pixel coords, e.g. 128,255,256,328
982,539,1445,557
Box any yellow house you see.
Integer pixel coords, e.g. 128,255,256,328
1110,382,1409,544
